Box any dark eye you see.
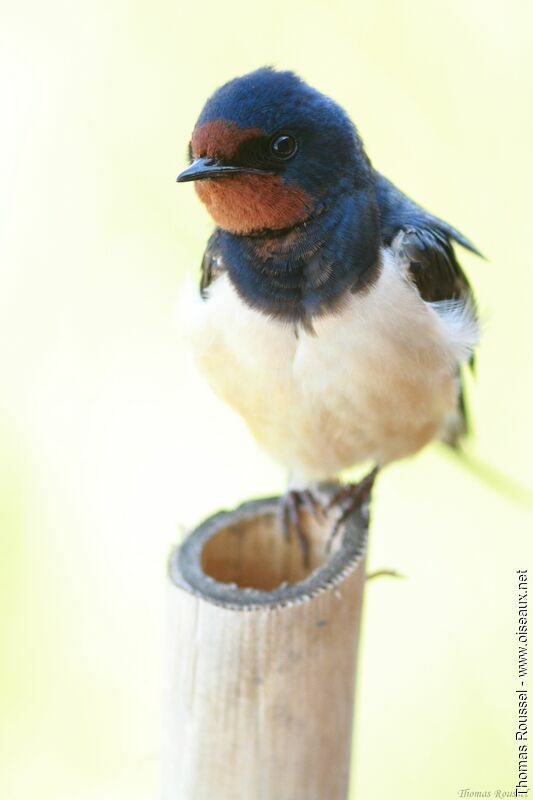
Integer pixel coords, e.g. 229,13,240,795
269,133,298,160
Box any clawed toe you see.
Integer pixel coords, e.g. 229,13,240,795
279,489,324,566
327,467,379,544
278,470,378,564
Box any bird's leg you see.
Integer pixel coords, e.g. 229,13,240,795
326,466,379,543
279,488,324,567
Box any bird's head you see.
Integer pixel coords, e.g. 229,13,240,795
177,68,371,235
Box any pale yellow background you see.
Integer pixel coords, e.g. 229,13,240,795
1,0,532,798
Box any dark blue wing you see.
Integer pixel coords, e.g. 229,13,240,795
375,171,481,304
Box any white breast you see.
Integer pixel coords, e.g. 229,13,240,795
185,248,478,484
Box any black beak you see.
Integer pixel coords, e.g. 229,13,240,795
176,156,274,183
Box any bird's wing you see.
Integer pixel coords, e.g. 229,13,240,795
375,171,481,301
199,228,227,299
375,171,481,445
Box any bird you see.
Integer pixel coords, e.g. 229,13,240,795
176,67,480,555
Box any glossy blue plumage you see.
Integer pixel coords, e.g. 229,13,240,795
190,67,479,328
216,190,380,326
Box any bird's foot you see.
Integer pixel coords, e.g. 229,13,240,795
279,488,324,567
326,467,379,544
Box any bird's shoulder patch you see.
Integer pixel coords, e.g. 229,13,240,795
200,229,227,299
391,226,473,305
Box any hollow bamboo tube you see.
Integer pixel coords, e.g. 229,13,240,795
163,488,369,800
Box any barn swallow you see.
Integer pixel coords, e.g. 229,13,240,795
177,68,480,554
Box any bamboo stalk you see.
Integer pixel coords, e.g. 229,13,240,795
163,488,369,800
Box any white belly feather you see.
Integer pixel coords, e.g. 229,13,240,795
186,248,478,484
